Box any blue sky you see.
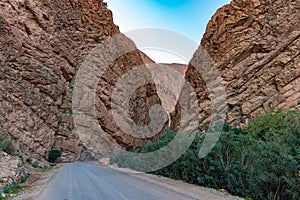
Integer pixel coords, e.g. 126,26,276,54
108,0,231,63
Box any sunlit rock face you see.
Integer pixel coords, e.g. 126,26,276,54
0,0,165,160
1,0,298,162
179,0,300,129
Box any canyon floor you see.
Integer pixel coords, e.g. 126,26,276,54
16,162,242,200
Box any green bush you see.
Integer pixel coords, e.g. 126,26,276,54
246,109,299,141
21,174,30,183
48,150,62,163
111,130,178,170
2,183,22,195
0,139,15,154
112,110,300,200
26,157,32,164
3,188,10,193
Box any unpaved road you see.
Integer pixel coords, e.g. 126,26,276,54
34,162,241,200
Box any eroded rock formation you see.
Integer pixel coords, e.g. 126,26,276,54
182,0,300,129
0,151,27,189
0,0,299,164
0,0,163,161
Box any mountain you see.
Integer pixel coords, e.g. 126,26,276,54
0,0,299,163
0,0,164,161
180,0,299,129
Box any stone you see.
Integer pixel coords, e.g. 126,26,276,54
0,151,27,189
0,0,163,161
99,157,110,166
178,0,300,129
0,0,299,167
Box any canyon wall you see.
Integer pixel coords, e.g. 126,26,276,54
0,151,27,189
0,0,299,162
183,0,300,129
0,0,163,161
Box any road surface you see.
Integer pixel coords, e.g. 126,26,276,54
34,162,240,200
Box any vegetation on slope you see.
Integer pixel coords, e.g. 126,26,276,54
112,109,300,200
0,138,15,155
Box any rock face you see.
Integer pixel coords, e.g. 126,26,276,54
182,0,300,128
147,63,188,129
1,0,299,163
0,151,27,189
151,64,188,114
0,0,162,160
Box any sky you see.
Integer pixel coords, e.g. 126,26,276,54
108,0,231,63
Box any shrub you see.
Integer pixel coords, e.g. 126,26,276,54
49,163,57,167
21,174,30,183
246,109,299,141
0,139,15,154
111,130,179,170
2,183,22,195
5,183,22,195
3,188,10,193
26,157,32,164
48,150,62,163
10,184,22,191
112,110,300,200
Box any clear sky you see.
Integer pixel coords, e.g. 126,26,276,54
108,0,231,63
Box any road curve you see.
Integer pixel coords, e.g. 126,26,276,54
34,162,240,200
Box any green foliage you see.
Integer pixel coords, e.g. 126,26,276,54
21,174,30,183
49,163,57,167
111,130,178,170
0,139,15,154
26,157,32,164
3,188,10,194
48,150,62,163
112,110,300,200
3,183,22,195
34,168,47,173
246,109,299,141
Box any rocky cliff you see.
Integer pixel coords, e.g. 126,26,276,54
0,151,27,189
0,0,163,161
182,0,300,129
1,0,299,163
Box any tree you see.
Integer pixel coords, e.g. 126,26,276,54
48,150,62,163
